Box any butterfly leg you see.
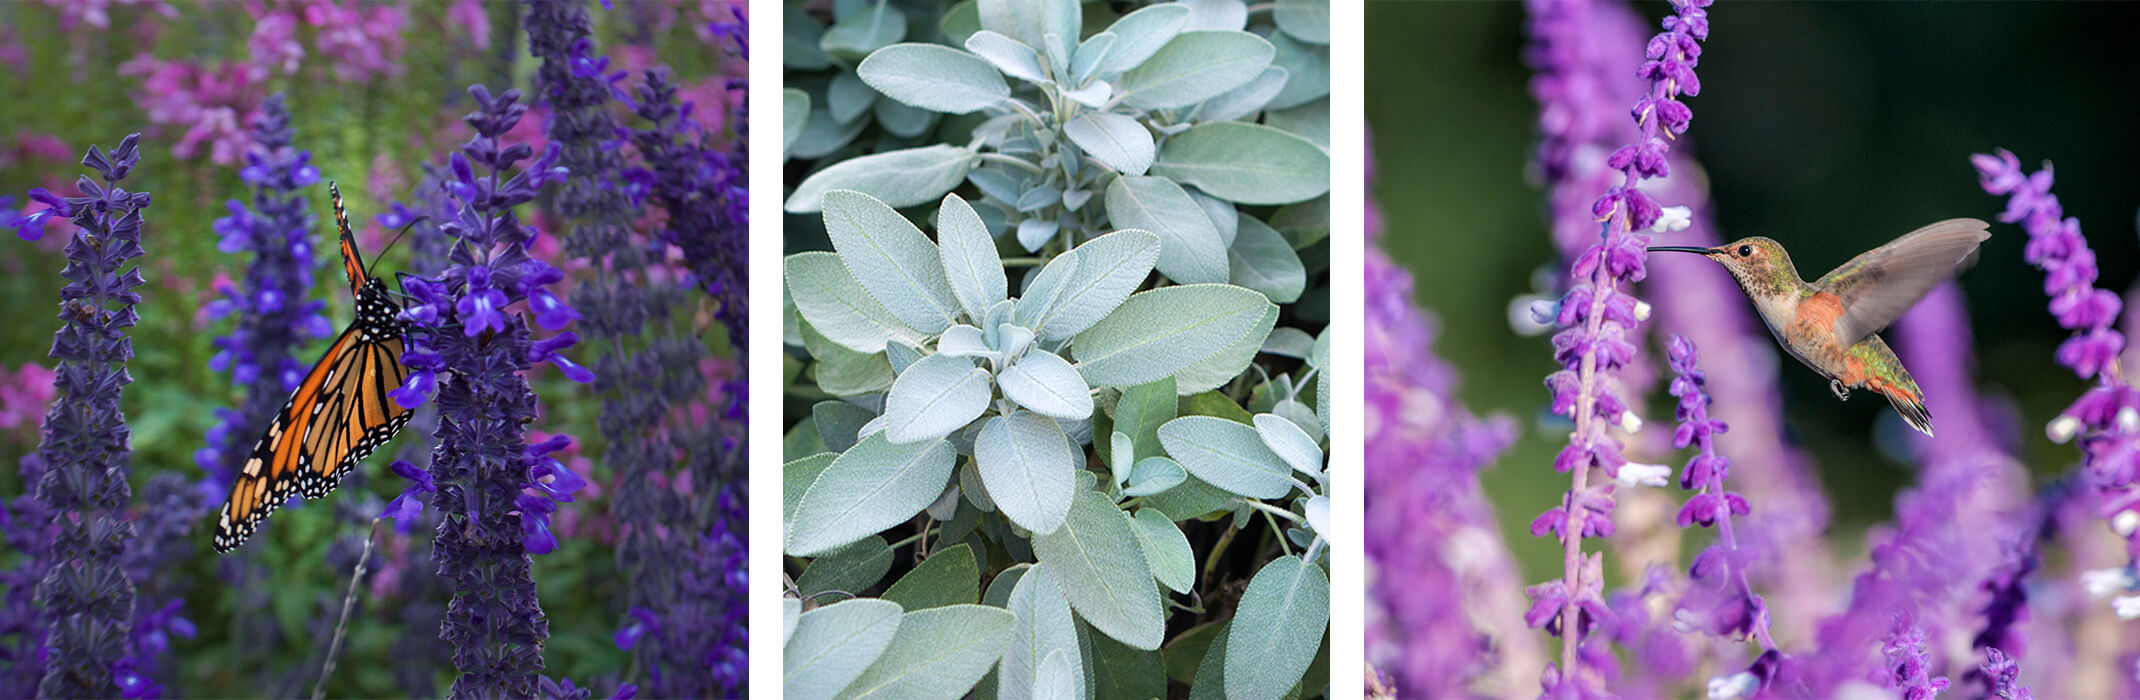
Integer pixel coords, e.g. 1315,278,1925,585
1830,379,1852,401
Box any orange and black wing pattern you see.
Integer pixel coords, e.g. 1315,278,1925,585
212,182,415,553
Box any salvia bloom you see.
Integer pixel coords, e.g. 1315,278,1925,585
1529,0,1710,693
201,93,333,488
1973,150,2140,582
0,456,54,696
1662,334,1778,694
1883,618,1951,700
386,84,586,697
1362,131,1529,694
21,133,151,698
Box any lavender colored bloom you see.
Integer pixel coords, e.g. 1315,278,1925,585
1977,647,2034,700
22,133,151,697
1974,150,2140,578
9,188,69,241
1526,0,1710,690
0,456,55,696
1884,618,1952,700
200,93,334,488
391,84,584,697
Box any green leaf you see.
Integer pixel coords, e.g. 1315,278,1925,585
787,433,957,556
882,353,992,444
822,190,961,334
873,97,938,138
1000,350,1094,421
1313,328,1329,430
790,106,868,159
785,7,833,70
784,598,905,700
1170,302,1276,394
1225,557,1330,700
973,411,1077,535
1034,488,1166,650
965,30,1049,84
1122,456,1187,497
1021,230,1161,342
1038,0,1080,70
936,194,1008,322
1274,0,1329,44
1253,413,1323,480
976,0,1046,49
1072,284,1274,387
814,400,877,453
1128,508,1194,593
827,70,879,124
797,536,895,599
1003,562,1084,700
1162,620,1226,684
1071,31,1116,84
1180,390,1254,423
858,43,1010,114
1265,32,1328,111
1187,620,1230,700
1152,122,1329,205
1158,415,1295,499
1104,176,1227,284
787,145,975,214
798,317,894,395
821,1,908,60
940,0,982,45
1113,376,1177,461
983,562,1032,608
783,88,811,154
1228,214,1307,303
843,605,1019,699
1096,3,1191,75
1195,65,1288,122
1116,30,1273,110
1063,111,1154,176
1035,650,1078,700
1140,472,1236,521
1087,622,1170,699
784,598,802,645
786,251,924,354
783,452,838,539
882,543,980,610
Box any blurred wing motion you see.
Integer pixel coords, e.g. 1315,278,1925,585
213,182,414,553
1812,218,1991,348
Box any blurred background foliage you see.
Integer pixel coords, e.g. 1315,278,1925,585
1368,2,2140,585
0,1,740,696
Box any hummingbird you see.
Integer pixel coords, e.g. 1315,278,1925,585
1648,218,1991,436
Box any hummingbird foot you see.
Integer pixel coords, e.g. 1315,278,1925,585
1830,379,1852,401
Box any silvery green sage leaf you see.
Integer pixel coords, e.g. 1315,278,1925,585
1110,431,1135,487
1003,561,1084,700
784,598,905,700
1020,231,1161,342
827,71,878,124
965,30,1049,84
1035,651,1077,700
1224,557,1329,699
1095,3,1190,75
1071,32,1116,85
1151,122,1330,205
1195,65,1289,123
783,598,801,645
883,353,992,444
1072,284,1275,387
1060,81,1112,108
1182,0,1248,30
1158,415,1295,500
1170,299,1277,394
1275,0,1329,44
814,400,877,453
885,339,924,374
821,2,908,60
1229,214,1307,303
1064,111,1154,176
974,411,1077,534
1304,495,1328,541
1117,30,1273,110
1034,487,1165,650
1122,456,1187,497
798,317,895,395
936,194,1008,320
976,0,1046,50
1252,413,1323,481
822,189,961,334
843,605,1018,699
787,145,975,213
858,43,1011,114
1265,31,1329,111
787,433,956,556
1128,508,1195,593
1017,249,1079,329
1272,398,1323,445
873,98,937,138
786,251,926,353
783,88,810,154
1039,0,1079,69
998,323,1036,359
1017,217,1060,252
937,324,994,358
1105,176,1228,284
1000,350,1093,421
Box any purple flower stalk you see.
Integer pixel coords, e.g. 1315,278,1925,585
1973,150,2140,581
1883,618,1952,700
1662,335,1777,695
1527,0,1710,692
200,93,334,489
0,456,55,697
1978,647,2035,700
386,84,586,697
20,133,151,698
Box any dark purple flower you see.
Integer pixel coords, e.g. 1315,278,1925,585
20,133,151,697
8,188,68,241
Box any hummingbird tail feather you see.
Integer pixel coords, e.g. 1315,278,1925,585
1878,386,1934,436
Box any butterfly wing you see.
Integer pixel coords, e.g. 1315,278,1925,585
1812,218,1990,347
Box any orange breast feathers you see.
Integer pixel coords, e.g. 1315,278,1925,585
1787,292,1864,383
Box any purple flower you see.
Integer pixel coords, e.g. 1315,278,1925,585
1974,149,2140,589
19,133,151,697
383,459,436,526
200,94,334,490
1883,618,1952,700
1662,335,1777,693
1975,647,2034,700
397,83,579,699
1525,0,1711,688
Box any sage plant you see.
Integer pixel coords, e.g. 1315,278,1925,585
20,134,151,698
1528,0,1709,692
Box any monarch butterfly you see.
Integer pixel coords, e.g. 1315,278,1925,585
212,182,415,553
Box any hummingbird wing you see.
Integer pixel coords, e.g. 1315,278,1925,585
1812,218,1990,347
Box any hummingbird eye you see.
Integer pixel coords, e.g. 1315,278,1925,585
1737,245,1753,257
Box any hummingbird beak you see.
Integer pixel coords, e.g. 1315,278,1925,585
1647,245,1720,256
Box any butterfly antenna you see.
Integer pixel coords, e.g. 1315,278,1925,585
374,214,429,271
